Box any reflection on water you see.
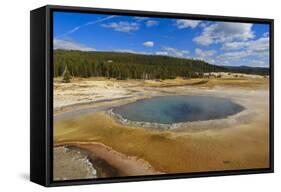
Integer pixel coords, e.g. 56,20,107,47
113,96,244,124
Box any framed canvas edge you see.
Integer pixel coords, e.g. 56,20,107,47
41,5,274,187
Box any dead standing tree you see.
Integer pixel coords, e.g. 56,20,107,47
62,65,72,83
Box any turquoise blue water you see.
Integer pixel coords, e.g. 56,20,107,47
113,96,244,124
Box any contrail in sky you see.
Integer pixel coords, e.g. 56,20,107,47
56,15,117,38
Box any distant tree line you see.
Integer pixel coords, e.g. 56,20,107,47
53,50,269,80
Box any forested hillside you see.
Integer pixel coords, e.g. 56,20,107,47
53,50,268,79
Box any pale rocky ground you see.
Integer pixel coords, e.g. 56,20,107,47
53,146,97,181
203,72,268,79
54,78,135,110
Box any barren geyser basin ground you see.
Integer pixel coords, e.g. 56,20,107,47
53,76,269,180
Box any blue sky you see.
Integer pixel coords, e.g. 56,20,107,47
53,11,270,67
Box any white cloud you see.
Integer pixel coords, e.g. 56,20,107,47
155,51,169,56
217,40,269,63
114,49,135,53
249,60,268,67
175,19,201,29
53,39,95,51
192,22,269,67
219,37,269,62
101,21,139,32
222,37,269,52
156,47,189,58
217,51,249,60
249,37,269,54
216,53,269,67
143,41,154,47
194,48,216,63
56,15,116,38
195,48,216,58
193,22,255,46
193,35,213,46
222,41,249,50
146,20,158,27
113,49,150,55
134,16,149,21
199,22,209,28
212,35,269,67
263,32,269,37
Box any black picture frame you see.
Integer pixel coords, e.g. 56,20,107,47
30,5,274,187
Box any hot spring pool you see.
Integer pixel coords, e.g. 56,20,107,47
112,96,244,124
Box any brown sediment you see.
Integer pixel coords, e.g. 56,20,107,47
58,145,120,178
83,147,120,178
144,79,209,87
55,142,163,177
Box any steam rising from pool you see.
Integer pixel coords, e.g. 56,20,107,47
112,96,244,124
